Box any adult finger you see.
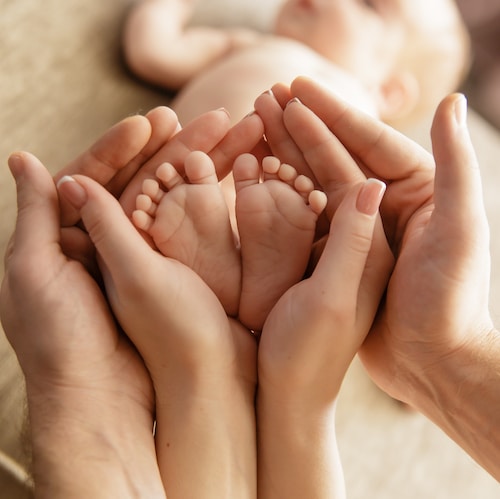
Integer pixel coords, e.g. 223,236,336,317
312,180,387,303
7,152,60,258
270,82,292,107
57,175,152,278
253,90,306,170
209,111,264,179
431,94,486,229
56,114,154,226
105,106,181,198
283,97,366,216
119,108,232,215
290,76,433,181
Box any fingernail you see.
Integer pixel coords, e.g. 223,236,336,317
57,176,88,209
454,94,468,127
262,89,276,99
356,179,386,216
216,107,231,118
286,97,302,107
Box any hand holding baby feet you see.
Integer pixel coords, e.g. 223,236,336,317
234,154,326,332
259,179,391,399
132,150,241,316
59,172,257,499
256,179,390,499
3,153,165,498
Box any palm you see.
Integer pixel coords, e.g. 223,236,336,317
6,245,153,408
359,199,491,402
0,153,155,415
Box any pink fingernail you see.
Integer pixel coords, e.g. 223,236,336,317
286,97,302,107
356,179,386,216
57,176,88,209
262,89,276,99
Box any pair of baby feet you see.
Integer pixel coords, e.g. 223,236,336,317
132,151,326,332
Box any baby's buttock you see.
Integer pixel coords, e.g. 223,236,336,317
172,37,376,125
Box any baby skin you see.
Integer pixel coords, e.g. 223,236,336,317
132,150,327,331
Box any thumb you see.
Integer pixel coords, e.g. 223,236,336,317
431,94,487,230
57,174,153,277
7,152,60,256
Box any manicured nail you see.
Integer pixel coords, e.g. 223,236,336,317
57,176,88,209
454,94,468,127
356,179,386,216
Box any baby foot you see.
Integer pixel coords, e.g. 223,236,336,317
132,151,241,316
234,154,327,331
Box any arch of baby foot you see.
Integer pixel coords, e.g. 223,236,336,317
234,153,327,331
132,150,241,317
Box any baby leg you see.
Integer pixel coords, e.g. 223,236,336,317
133,150,241,316
234,154,326,331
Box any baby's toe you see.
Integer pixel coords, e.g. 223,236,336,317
184,151,219,185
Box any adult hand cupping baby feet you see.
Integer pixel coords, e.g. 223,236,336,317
58,170,257,499
132,148,327,334
257,179,392,499
1,152,165,499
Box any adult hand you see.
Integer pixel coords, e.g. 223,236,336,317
282,78,493,392
358,91,499,481
267,78,500,479
54,104,264,222
52,103,263,264
56,106,178,226
58,171,257,499
358,93,494,395
0,153,166,499
117,108,264,216
257,179,390,499
288,78,434,246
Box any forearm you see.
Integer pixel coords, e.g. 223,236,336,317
155,377,257,498
123,0,236,89
409,328,500,480
26,386,165,499
257,390,345,499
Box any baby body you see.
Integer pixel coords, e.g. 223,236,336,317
172,35,377,125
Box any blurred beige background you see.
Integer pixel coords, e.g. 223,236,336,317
457,0,500,130
0,0,499,497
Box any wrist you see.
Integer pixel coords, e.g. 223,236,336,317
152,319,256,402
257,382,338,435
257,364,342,415
407,327,500,479
26,385,165,499
153,360,257,499
257,389,344,499
404,327,496,410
